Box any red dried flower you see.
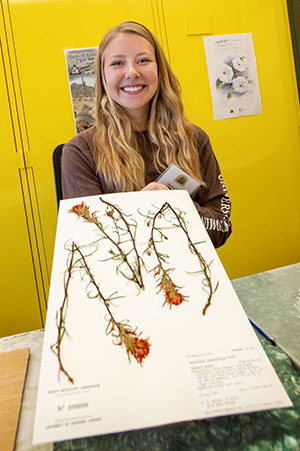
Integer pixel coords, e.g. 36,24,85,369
125,334,150,366
117,324,150,366
69,202,90,218
164,288,185,307
69,202,100,228
158,272,187,308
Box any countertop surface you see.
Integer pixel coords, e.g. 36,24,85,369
232,262,300,369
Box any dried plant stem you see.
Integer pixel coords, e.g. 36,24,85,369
163,203,216,315
74,243,116,324
150,202,217,315
69,202,144,289
99,197,144,289
150,208,175,278
146,206,188,308
51,243,76,384
95,219,143,288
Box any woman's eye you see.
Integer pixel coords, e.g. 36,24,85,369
110,61,122,66
138,58,149,63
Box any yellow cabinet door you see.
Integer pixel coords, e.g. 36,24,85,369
0,43,44,337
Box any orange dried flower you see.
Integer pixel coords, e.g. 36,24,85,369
69,202,100,226
158,272,187,308
69,202,90,218
118,325,150,366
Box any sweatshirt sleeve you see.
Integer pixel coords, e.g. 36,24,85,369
61,128,103,199
193,128,232,248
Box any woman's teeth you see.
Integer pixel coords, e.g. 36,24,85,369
122,85,143,92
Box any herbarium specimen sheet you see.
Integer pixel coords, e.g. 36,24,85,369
33,191,291,445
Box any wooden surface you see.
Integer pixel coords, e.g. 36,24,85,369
0,348,30,451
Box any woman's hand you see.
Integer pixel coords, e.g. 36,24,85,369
141,182,169,191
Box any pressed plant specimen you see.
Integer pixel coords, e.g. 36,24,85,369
51,242,76,384
144,215,188,309
51,241,150,383
69,199,144,290
74,243,150,366
99,197,144,288
143,202,218,314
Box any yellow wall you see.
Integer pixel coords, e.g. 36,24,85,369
1,0,299,336
162,0,300,277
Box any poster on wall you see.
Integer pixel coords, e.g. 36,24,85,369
32,190,291,445
203,33,262,120
64,47,97,133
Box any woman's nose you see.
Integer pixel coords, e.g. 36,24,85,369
125,63,140,78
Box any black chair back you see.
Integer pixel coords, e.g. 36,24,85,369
52,144,64,209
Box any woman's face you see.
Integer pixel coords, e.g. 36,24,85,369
103,32,158,128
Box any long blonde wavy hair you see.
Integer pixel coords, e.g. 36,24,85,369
94,21,203,192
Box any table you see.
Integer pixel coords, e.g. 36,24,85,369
1,263,300,450
233,262,300,370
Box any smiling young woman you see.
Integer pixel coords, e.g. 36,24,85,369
62,21,232,248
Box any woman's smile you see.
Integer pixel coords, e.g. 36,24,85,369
121,84,145,93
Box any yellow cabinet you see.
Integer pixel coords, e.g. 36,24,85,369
162,0,300,277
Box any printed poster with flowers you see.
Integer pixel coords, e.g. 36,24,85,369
33,191,290,445
203,33,262,120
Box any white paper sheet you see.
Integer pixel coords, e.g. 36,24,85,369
33,191,291,445
203,33,262,120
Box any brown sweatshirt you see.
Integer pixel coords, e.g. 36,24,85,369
61,125,231,248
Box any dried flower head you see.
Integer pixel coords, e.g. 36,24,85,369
69,202,90,218
117,324,150,366
106,208,114,217
158,272,187,308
